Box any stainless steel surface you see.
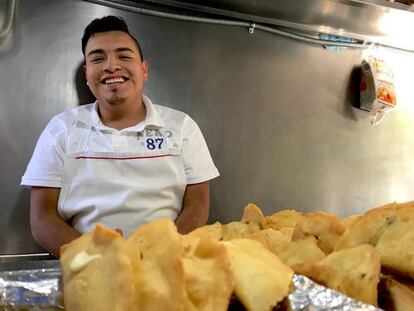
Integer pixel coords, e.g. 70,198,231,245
84,0,369,49
0,253,54,263
0,0,414,254
0,259,59,271
140,0,414,51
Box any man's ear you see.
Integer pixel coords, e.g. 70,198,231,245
142,60,149,82
83,63,89,85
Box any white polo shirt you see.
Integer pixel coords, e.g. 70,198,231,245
21,95,219,236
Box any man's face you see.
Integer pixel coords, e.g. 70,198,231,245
84,31,148,106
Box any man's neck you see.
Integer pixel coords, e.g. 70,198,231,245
98,98,146,131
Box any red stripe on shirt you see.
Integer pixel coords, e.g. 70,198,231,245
75,154,176,160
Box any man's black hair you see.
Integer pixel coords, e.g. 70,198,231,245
82,16,144,60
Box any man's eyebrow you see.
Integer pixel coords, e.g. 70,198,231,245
86,49,105,57
116,47,135,53
86,47,136,57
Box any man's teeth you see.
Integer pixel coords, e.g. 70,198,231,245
104,77,126,84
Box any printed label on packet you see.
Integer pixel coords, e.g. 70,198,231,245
360,57,397,125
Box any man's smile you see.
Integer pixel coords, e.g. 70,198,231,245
101,76,129,85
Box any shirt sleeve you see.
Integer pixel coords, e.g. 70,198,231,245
21,116,67,188
181,115,219,184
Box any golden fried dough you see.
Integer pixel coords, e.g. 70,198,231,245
293,244,381,306
190,221,223,241
319,244,381,305
224,238,293,311
279,227,295,240
292,211,345,254
245,229,325,266
376,221,414,279
126,219,187,311
221,221,261,240
340,214,359,231
276,236,326,267
60,224,136,311
265,209,304,231
320,244,381,305
335,202,414,250
291,263,344,292
241,203,267,229
379,276,414,311
245,229,290,253
335,201,414,280
181,230,234,311
62,201,414,310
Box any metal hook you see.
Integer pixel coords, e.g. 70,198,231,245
249,23,256,34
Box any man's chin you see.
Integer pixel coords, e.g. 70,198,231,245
108,98,127,106
99,95,127,106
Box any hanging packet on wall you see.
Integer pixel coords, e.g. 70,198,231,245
360,57,397,125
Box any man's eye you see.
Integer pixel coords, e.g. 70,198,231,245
91,57,104,62
120,55,132,60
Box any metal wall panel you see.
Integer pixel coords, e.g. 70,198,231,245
0,0,413,254
147,0,414,51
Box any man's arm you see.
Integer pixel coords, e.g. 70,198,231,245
175,182,210,234
30,187,81,257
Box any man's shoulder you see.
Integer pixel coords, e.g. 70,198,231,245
153,104,189,124
52,103,95,125
55,103,95,118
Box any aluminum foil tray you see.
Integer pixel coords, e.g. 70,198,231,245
0,260,383,310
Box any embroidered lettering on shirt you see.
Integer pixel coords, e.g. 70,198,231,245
145,129,163,137
137,128,177,151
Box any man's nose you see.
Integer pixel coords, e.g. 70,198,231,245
103,57,121,72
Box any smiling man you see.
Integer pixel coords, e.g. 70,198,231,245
21,16,219,257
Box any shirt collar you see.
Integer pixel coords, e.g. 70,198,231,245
77,95,165,131
141,95,165,129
